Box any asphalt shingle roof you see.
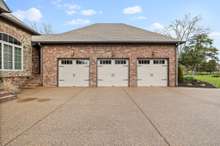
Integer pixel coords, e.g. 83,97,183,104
32,23,181,44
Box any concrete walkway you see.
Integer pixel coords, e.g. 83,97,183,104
1,87,220,146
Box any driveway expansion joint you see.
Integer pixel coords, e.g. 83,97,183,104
123,88,171,146
3,88,86,146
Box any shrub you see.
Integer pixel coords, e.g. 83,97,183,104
178,65,184,83
184,76,195,82
196,72,209,75
212,73,220,78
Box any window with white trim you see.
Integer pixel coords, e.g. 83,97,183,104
100,60,112,65
138,59,150,64
61,60,73,65
115,59,127,65
153,59,165,64
76,60,88,65
0,33,23,71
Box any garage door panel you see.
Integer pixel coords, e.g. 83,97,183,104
58,59,89,87
97,59,128,87
137,59,168,87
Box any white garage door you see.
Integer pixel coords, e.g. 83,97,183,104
97,59,128,87
137,59,168,87
58,59,89,87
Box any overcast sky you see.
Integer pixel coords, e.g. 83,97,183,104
5,0,220,56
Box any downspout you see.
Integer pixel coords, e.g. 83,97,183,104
38,43,43,86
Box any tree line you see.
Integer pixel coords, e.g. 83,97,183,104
164,14,219,74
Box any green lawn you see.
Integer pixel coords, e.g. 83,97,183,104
193,75,220,88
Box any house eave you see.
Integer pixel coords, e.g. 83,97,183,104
0,14,40,35
32,40,183,46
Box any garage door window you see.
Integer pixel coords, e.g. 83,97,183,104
61,60,73,65
100,60,111,64
153,60,165,64
115,59,127,64
76,60,88,64
138,60,150,64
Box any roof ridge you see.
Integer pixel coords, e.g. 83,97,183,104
61,23,176,41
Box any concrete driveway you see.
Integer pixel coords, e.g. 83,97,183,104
1,87,220,146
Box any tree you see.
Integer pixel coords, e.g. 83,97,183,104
200,60,218,73
30,23,54,34
41,23,53,34
179,34,219,73
164,14,208,54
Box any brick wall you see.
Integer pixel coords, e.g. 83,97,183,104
42,44,177,87
0,18,35,87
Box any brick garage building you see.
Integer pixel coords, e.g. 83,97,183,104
33,24,181,87
0,0,182,88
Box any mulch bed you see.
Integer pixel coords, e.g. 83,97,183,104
179,80,216,88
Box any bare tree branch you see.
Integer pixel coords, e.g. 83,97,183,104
29,22,54,34
164,14,209,54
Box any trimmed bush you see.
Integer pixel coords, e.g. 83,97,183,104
212,73,220,78
184,76,194,82
178,65,184,83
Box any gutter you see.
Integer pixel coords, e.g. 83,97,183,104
31,41,183,45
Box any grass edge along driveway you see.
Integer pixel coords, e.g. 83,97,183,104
194,75,220,88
